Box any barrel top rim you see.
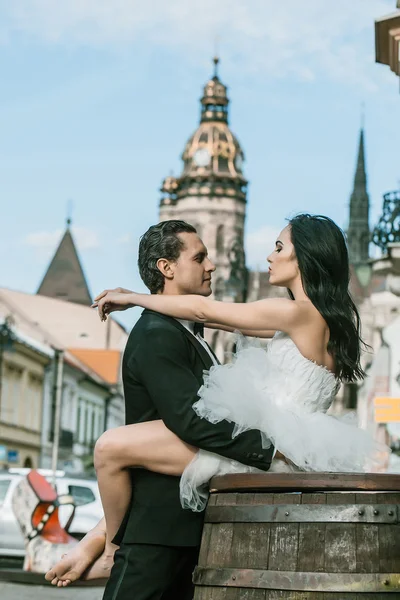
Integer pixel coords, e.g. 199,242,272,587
210,472,400,493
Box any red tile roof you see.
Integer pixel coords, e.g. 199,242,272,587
68,349,121,384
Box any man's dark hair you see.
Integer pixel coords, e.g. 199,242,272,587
138,220,197,293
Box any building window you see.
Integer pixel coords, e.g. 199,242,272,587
1,363,23,425
78,399,87,444
98,410,104,439
85,404,92,445
27,373,42,431
216,225,224,255
215,277,225,300
91,409,96,445
76,402,81,442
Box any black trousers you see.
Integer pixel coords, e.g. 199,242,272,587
102,543,200,600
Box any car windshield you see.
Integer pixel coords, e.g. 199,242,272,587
0,479,11,505
68,485,96,506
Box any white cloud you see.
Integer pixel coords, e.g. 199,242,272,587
24,229,63,250
116,233,133,245
24,226,100,251
1,0,395,88
73,227,100,250
245,224,280,270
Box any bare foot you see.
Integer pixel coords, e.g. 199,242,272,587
52,551,114,588
45,533,105,587
45,550,92,587
80,548,116,581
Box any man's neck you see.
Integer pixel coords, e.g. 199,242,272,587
158,287,181,296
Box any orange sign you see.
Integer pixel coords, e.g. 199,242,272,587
374,397,400,423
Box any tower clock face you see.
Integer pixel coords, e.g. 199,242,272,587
193,148,211,167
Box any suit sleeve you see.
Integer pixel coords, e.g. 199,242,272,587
130,325,274,470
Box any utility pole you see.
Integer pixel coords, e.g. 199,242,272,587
51,348,64,489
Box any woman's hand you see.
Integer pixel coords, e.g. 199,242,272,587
92,287,136,321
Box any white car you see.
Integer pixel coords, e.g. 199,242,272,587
0,469,103,557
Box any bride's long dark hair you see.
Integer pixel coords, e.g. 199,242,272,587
288,213,366,382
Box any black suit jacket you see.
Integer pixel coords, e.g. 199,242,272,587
116,309,273,547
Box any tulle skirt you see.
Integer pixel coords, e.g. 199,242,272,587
180,336,389,512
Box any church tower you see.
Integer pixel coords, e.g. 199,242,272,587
159,58,248,303
37,219,92,305
347,127,370,265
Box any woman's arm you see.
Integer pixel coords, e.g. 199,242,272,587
91,288,275,337
205,322,276,339
95,291,308,334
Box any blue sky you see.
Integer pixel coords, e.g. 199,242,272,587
1,0,399,329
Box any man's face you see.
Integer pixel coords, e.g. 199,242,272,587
168,232,216,296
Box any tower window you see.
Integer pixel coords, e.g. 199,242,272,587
215,277,225,300
218,157,229,173
216,225,224,255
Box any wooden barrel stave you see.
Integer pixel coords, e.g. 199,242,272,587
194,475,400,599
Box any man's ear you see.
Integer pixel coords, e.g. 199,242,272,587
156,258,175,281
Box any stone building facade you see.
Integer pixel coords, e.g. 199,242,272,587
0,319,52,469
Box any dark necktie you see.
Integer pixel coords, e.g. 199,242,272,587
193,322,204,337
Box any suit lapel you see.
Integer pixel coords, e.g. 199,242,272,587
206,342,220,365
141,309,215,370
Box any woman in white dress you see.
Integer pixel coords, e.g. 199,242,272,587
46,214,387,586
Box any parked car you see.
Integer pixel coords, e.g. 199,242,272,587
0,469,103,558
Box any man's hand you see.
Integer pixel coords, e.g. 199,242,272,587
92,287,135,321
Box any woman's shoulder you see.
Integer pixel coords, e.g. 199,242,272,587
276,299,323,334
290,300,328,330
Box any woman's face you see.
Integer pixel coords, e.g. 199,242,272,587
267,226,300,287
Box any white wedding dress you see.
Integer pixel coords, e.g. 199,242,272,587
180,331,387,511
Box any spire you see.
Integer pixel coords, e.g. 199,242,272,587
66,198,73,228
347,125,370,265
200,57,229,124
353,127,367,189
213,55,219,77
37,224,92,306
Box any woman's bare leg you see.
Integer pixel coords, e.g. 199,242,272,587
94,420,197,571
45,518,106,586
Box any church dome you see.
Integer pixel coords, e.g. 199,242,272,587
181,122,245,181
160,58,247,206
182,57,246,184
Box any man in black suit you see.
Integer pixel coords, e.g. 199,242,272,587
100,219,274,600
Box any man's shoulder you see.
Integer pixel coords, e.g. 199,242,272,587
128,311,187,343
124,311,192,367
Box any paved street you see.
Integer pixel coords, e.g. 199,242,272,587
0,582,104,600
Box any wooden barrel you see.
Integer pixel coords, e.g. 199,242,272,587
193,473,400,599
